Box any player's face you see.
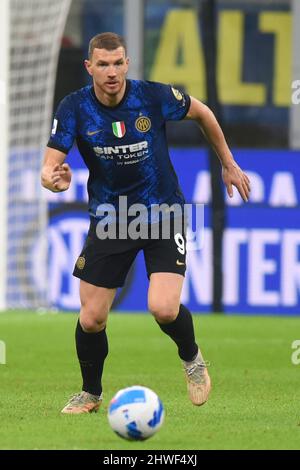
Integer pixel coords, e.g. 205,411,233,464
85,47,129,98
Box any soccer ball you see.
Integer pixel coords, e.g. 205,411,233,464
107,385,165,441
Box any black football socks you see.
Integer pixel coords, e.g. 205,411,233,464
156,304,198,361
75,319,108,396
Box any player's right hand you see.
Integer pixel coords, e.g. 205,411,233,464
51,163,72,192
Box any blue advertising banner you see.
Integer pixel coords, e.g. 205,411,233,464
45,147,300,315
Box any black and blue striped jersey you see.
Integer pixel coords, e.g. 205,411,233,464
48,79,191,219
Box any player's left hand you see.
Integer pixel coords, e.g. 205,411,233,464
222,162,251,202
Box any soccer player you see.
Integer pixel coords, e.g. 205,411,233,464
41,33,250,414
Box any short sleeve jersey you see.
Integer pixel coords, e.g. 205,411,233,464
48,80,191,219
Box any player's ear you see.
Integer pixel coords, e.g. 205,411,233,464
84,59,93,76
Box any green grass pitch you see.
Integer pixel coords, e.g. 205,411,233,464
0,311,299,450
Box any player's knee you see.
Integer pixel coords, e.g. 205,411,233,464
80,306,107,333
80,316,106,333
148,301,179,324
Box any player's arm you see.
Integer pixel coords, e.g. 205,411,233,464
186,96,250,202
41,147,72,192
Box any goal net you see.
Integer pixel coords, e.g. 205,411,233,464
0,0,72,309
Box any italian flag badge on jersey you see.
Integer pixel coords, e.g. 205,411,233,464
112,121,126,138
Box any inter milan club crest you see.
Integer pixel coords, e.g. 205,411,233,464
135,116,151,133
76,256,85,270
112,121,126,138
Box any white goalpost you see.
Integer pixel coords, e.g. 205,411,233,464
0,0,10,311
0,0,72,310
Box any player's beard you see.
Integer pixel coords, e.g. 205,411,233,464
103,77,125,96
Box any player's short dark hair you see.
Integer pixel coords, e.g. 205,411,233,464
88,32,127,58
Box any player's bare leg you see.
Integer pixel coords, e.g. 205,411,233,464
148,272,211,406
61,281,116,414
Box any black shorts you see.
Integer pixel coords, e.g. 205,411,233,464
73,217,187,288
